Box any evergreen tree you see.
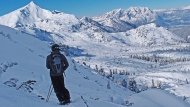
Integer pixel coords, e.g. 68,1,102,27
186,79,189,84
157,81,162,89
121,79,127,87
107,81,111,89
128,78,137,92
109,70,112,77
95,65,98,71
151,79,155,88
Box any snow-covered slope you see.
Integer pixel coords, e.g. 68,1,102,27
125,23,185,46
0,24,131,107
1,24,190,107
79,17,115,32
52,23,185,50
68,23,185,48
130,89,190,107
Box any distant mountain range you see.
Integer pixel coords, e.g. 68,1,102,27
0,1,189,45
155,7,190,27
92,7,165,28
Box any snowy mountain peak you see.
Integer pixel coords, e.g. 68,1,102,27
128,6,152,13
181,5,190,10
22,1,41,12
111,8,123,14
81,16,89,21
0,1,81,33
0,1,48,27
27,1,37,7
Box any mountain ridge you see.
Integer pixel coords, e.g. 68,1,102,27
92,6,166,28
0,1,187,46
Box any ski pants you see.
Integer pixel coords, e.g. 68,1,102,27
50,74,70,102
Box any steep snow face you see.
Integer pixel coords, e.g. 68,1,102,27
81,16,135,32
93,7,165,28
79,17,115,32
101,17,136,32
0,1,81,33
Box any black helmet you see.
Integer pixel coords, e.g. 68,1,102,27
51,44,60,51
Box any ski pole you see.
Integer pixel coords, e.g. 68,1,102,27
46,83,53,102
46,84,53,102
63,72,66,77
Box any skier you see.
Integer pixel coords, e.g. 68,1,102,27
46,44,70,105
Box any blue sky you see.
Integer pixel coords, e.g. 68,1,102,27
1,0,190,18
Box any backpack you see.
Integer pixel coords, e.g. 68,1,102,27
50,53,64,75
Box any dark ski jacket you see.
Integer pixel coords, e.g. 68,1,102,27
46,51,69,76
